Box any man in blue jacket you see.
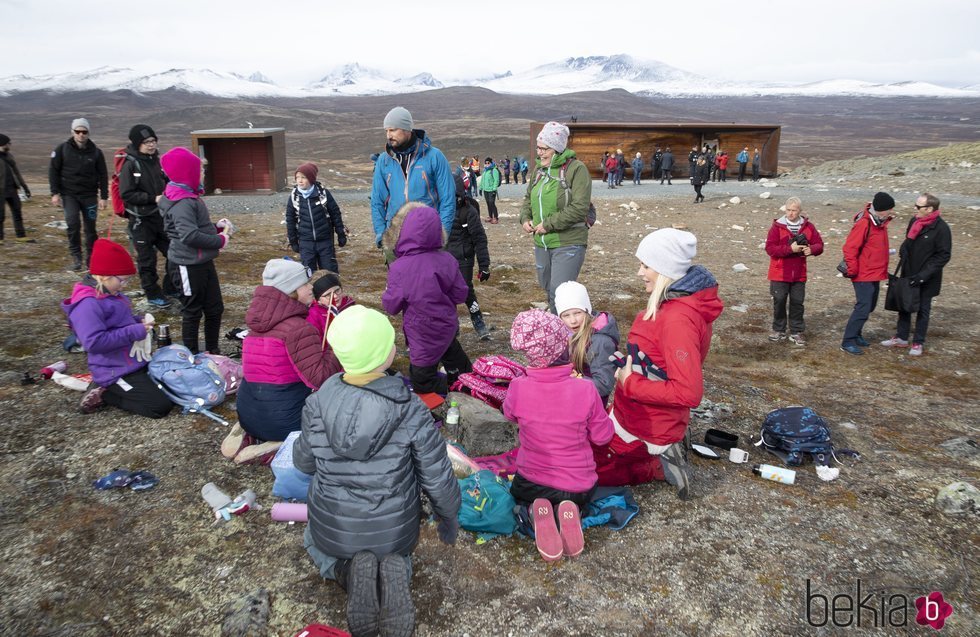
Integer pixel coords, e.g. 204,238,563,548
370,107,455,247
737,147,750,181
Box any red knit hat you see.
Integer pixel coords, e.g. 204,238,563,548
295,162,318,183
89,239,136,276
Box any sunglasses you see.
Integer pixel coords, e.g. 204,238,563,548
914,204,931,210
73,130,89,135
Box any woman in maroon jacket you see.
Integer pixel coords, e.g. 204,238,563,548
765,197,824,346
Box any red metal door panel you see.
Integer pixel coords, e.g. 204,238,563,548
206,139,270,191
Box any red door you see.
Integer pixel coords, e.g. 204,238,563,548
206,139,271,191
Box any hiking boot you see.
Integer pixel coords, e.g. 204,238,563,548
768,331,786,342
233,440,282,465
346,551,380,637
71,255,83,271
909,344,924,356
333,558,352,592
855,335,870,347
531,499,563,562
788,333,806,346
79,385,107,414
557,501,584,558
659,442,692,500
147,297,173,309
221,423,250,460
471,312,491,341
880,336,909,348
378,553,415,637
840,344,864,356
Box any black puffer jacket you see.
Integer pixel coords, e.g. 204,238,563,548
118,144,167,217
293,373,461,559
898,214,952,297
48,138,108,198
446,174,490,271
285,183,345,249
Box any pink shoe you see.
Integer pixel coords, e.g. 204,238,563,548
531,498,563,562
557,501,584,558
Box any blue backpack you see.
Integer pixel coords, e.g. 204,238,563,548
457,470,517,538
148,345,228,425
757,407,846,466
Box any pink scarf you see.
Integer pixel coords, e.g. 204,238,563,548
908,210,940,240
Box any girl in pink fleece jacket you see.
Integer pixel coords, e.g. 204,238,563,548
503,310,614,560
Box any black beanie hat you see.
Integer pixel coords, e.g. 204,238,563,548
872,192,895,212
128,124,157,147
0,134,10,146
312,272,342,300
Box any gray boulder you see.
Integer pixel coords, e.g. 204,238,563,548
935,482,980,515
438,392,517,456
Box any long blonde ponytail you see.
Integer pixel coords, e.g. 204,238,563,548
642,275,676,321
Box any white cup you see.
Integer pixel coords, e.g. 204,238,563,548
729,448,749,464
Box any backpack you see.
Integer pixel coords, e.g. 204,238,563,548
198,353,243,395
756,407,840,466
531,158,597,228
450,355,526,410
457,470,517,537
109,148,131,218
148,345,229,425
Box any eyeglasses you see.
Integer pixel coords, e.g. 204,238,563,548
535,146,552,153
141,138,158,145
111,276,132,284
73,130,89,135
914,204,931,210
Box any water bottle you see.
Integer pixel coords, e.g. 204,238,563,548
157,324,172,348
40,360,68,379
445,400,460,426
752,464,796,485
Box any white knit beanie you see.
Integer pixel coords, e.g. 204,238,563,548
71,118,90,132
262,259,311,295
555,281,592,316
536,121,569,153
635,229,697,281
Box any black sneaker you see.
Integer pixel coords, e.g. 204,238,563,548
660,442,692,500
72,256,83,272
378,554,415,637
346,552,380,637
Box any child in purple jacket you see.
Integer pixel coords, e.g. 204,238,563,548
62,238,174,418
381,204,472,394
504,309,614,562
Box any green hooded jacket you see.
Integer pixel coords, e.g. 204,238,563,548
519,149,591,249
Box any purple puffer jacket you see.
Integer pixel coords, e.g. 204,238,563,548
382,207,468,367
242,286,341,389
61,278,149,387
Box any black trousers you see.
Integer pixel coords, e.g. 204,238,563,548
62,194,98,262
896,292,935,345
484,191,498,220
103,368,174,419
129,214,175,299
299,238,338,273
457,260,481,317
409,337,472,395
738,163,747,180
771,281,806,334
510,472,596,508
660,169,672,184
693,184,704,199
752,164,760,180
169,260,224,353
1,194,26,238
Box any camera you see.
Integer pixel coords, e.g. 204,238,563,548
789,233,808,246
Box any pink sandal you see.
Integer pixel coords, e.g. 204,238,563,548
531,498,563,562
557,501,584,558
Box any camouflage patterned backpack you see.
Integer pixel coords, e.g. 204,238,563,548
757,407,836,466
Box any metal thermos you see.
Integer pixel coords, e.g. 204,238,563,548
157,324,172,348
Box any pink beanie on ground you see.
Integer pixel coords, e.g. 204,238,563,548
510,310,570,368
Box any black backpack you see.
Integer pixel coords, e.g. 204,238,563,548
755,407,859,466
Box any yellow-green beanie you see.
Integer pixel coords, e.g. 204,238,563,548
326,305,395,374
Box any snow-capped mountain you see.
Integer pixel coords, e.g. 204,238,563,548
1,55,977,98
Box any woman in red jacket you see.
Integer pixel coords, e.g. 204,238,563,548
840,192,894,355
593,229,723,500
765,197,824,345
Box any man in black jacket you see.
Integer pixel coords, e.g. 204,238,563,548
0,133,32,242
49,118,108,270
119,124,176,308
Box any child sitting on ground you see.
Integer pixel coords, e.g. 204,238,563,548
293,305,460,637
62,238,174,418
306,271,355,340
382,204,472,394
286,163,347,273
555,281,620,406
504,310,614,562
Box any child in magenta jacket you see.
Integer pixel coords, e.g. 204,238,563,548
504,309,613,561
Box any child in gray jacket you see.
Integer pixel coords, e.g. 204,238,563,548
293,305,460,637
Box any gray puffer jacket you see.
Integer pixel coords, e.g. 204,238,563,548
293,373,461,559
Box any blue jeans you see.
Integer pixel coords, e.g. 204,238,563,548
842,281,880,346
304,526,412,581
896,292,935,345
607,172,616,187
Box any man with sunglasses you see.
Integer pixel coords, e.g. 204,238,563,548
49,118,108,271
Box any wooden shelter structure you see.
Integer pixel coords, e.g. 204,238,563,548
530,122,781,179
190,128,287,194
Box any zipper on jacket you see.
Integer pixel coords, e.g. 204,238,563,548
305,195,317,241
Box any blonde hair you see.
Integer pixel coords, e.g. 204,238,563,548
642,273,677,321
92,275,116,296
567,312,596,376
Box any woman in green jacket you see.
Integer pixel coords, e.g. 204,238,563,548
520,121,592,313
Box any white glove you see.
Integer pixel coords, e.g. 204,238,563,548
130,332,153,363
216,218,236,237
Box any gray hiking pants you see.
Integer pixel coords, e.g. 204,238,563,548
534,244,586,313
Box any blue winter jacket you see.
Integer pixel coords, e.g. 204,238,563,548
370,130,455,242
737,150,749,164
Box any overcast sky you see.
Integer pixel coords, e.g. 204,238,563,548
4,0,979,87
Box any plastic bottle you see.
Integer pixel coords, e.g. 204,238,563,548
445,401,460,426
271,502,308,522
40,361,68,379
752,464,796,484
201,482,232,510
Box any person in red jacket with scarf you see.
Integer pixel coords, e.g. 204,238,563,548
593,229,723,500
840,192,895,355
765,197,824,346
880,193,952,356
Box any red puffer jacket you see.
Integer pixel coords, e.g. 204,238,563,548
765,218,825,282
841,205,891,282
